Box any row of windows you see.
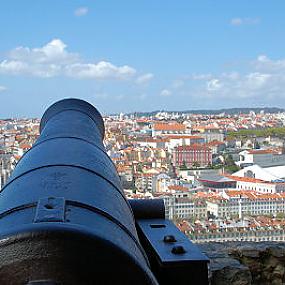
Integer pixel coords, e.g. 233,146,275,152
175,204,194,207
237,184,275,193
191,230,285,238
193,237,285,242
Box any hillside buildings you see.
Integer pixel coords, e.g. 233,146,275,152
2,109,285,243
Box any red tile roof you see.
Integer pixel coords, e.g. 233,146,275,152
225,175,267,183
168,185,189,192
247,149,275,154
153,123,186,131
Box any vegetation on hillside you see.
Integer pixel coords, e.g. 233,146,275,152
224,154,240,173
227,127,285,139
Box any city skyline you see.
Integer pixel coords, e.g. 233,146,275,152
1,1,285,116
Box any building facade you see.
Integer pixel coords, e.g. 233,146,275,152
172,145,212,168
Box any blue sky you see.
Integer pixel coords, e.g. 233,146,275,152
0,1,285,117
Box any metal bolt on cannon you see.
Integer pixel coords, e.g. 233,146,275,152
0,99,209,285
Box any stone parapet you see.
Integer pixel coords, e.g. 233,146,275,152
198,242,285,285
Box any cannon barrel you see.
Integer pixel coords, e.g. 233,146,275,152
0,99,209,285
0,99,158,284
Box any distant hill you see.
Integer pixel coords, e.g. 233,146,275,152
126,107,285,117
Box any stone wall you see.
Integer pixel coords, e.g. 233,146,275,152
198,242,285,285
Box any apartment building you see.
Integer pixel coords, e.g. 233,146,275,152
172,145,212,168
206,190,285,218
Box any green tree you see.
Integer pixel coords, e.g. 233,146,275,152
137,163,143,172
276,212,285,219
224,154,234,166
192,161,200,168
225,165,240,173
227,127,285,139
179,160,188,170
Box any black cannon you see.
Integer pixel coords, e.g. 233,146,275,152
0,99,209,285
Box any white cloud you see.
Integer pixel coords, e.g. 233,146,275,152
254,55,285,72
65,61,136,79
0,60,28,74
0,85,7,92
9,39,79,64
160,89,172,97
207,79,223,91
169,55,285,104
74,7,89,17
230,17,260,26
257,55,269,63
0,59,61,78
245,72,271,90
136,73,154,84
187,55,285,101
221,72,240,80
0,39,137,80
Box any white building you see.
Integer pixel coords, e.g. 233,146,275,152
158,192,206,220
229,175,285,194
233,164,285,182
237,149,285,168
165,135,204,151
206,190,285,218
